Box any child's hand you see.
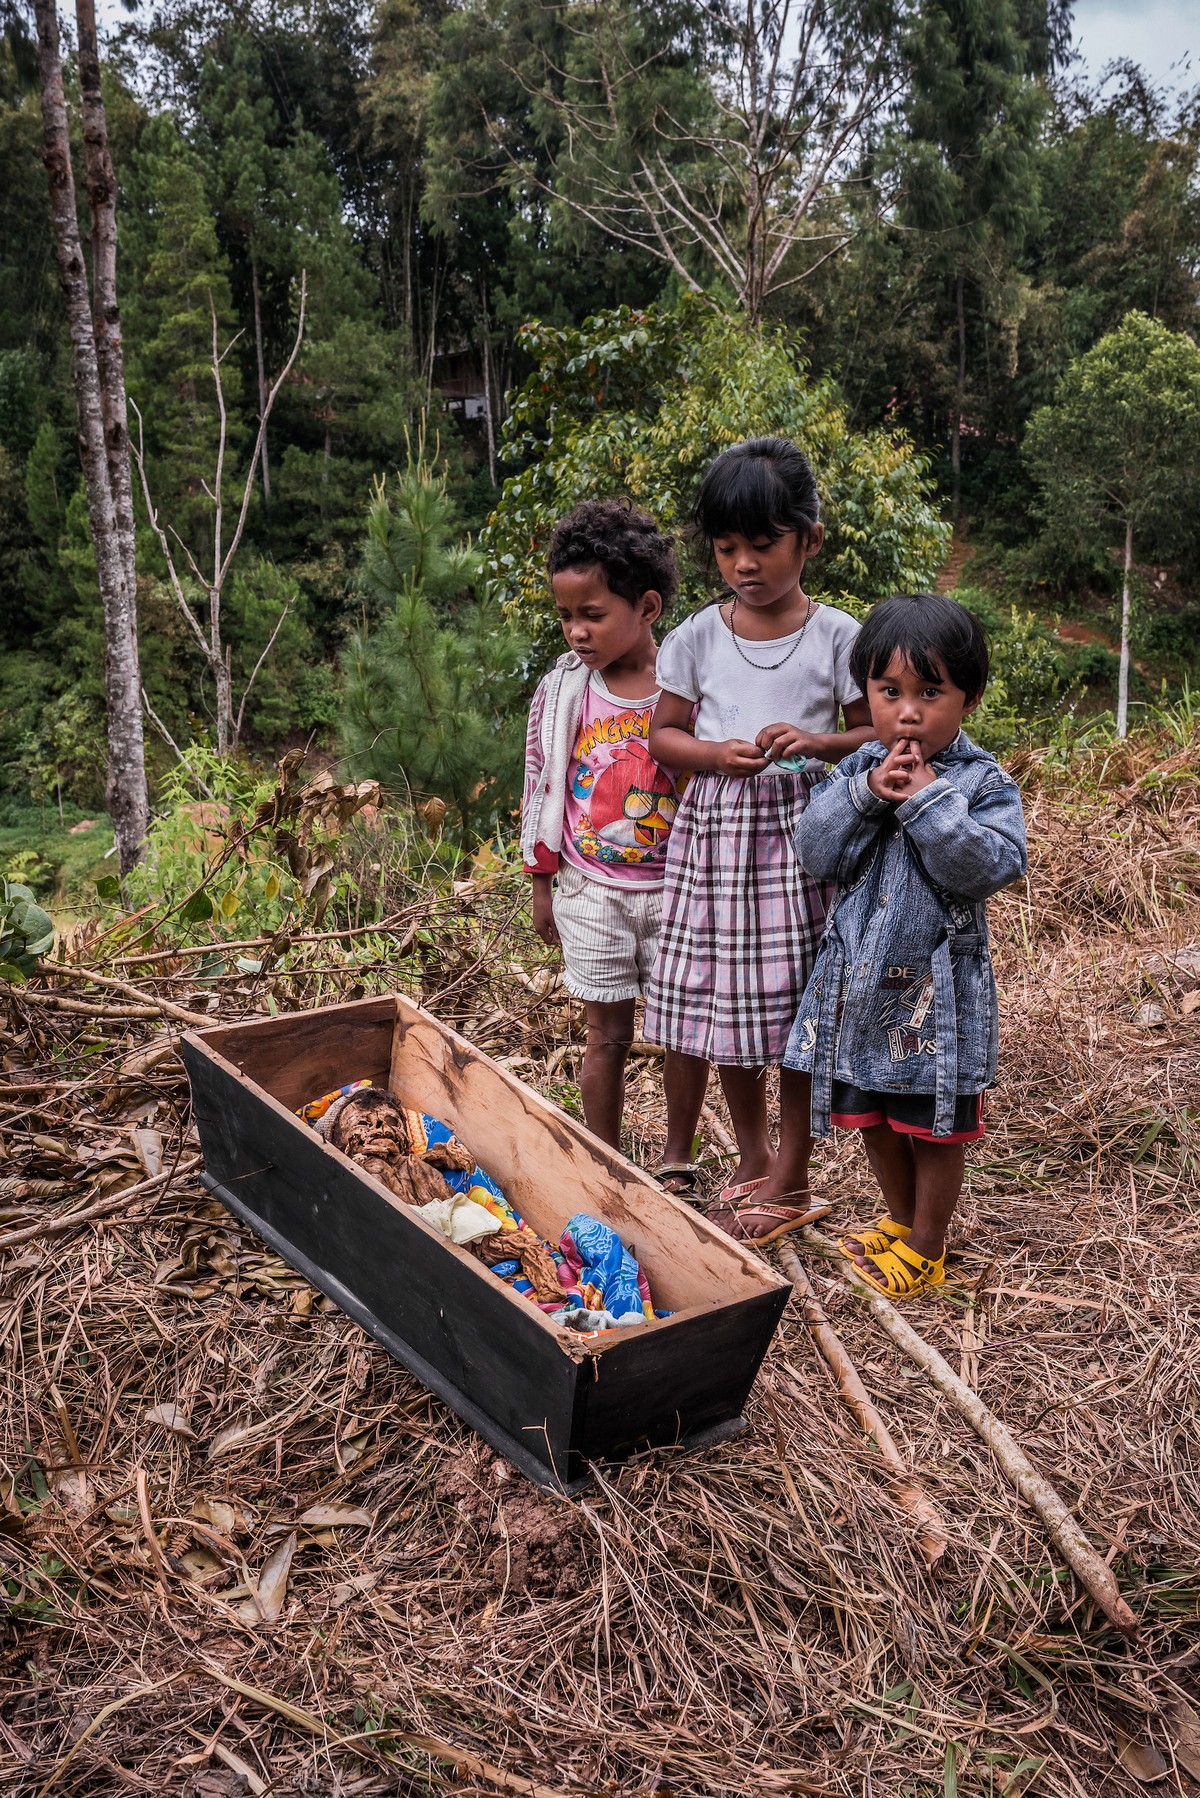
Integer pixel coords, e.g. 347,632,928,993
756,722,819,764
531,876,561,948
713,738,771,777
868,738,922,802
902,752,937,796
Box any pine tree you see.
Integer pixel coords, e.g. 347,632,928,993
124,115,243,541
340,455,528,842
197,37,282,499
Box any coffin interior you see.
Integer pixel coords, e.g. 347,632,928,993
200,995,786,1322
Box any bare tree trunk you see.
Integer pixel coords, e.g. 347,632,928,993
215,649,234,757
35,0,148,873
403,178,414,348
1117,517,1133,738
952,270,965,512
75,0,136,602
479,279,496,487
133,280,307,759
424,247,443,407
251,251,270,502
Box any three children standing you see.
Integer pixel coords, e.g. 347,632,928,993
522,439,1027,1300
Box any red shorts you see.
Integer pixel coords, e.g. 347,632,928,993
830,1080,985,1144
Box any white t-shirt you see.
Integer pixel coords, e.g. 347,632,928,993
655,602,862,765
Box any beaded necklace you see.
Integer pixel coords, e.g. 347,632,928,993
727,593,815,671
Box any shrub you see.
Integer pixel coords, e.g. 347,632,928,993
484,294,950,650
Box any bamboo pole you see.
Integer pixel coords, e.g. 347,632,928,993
776,1240,948,1568
800,1229,1139,1636
8,990,196,1027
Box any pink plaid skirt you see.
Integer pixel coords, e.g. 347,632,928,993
643,769,829,1066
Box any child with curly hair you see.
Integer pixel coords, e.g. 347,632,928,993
521,499,708,1193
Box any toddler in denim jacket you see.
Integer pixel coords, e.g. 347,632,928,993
785,593,1027,1300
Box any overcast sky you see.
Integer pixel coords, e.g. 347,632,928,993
1071,0,1196,88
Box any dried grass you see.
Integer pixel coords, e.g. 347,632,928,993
1,733,1198,1797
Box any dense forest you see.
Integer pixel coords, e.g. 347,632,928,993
1,0,1199,893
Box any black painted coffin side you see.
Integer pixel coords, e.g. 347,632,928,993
570,1288,788,1466
184,1037,587,1487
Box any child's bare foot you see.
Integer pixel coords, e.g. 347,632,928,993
841,1236,946,1298
840,1210,914,1270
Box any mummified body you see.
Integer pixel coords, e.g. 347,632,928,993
318,1089,566,1301
320,1088,472,1206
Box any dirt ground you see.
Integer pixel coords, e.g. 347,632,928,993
1,732,1198,1797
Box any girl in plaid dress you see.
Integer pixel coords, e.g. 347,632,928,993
644,438,873,1242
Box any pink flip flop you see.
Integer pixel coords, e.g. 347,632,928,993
707,1175,768,1228
713,1175,768,1207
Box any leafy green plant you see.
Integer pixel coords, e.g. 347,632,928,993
952,591,1077,753
484,294,951,650
0,878,55,979
110,746,379,949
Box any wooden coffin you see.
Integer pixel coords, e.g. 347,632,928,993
182,994,790,1493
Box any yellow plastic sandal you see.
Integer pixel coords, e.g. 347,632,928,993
838,1216,911,1261
852,1238,945,1300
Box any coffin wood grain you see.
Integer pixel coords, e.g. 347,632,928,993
389,994,778,1318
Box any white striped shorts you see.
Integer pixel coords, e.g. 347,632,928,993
552,861,664,1004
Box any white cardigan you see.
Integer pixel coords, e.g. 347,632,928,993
519,652,592,872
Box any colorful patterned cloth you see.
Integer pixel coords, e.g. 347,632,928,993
399,1108,518,1231
298,1087,664,1327
297,1080,373,1125
560,1214,656,1324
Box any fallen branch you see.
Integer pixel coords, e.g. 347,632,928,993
35,962,216,1029
0,1156,201,1252
701,1103,737,1155
107,906,423,967
7,988,186,1025
802,1228,1139,1636
776,1240,948,1569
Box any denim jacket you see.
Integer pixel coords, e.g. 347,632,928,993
784,731,1027,1138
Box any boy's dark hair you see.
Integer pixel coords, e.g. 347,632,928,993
693,436,821,544
547,499,678,607
850,593,990,701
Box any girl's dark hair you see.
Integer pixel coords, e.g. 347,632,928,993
693,436,821,544
547,499,678,607
850,593,990,701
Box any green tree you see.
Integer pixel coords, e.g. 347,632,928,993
898,0,1055,505
123,115,243,540
196,36,285,500
484,295,949,644
0,42,61,366
441,0,907,326
1023,311,1200,735
1024,73,1200,380
340,457,529,841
